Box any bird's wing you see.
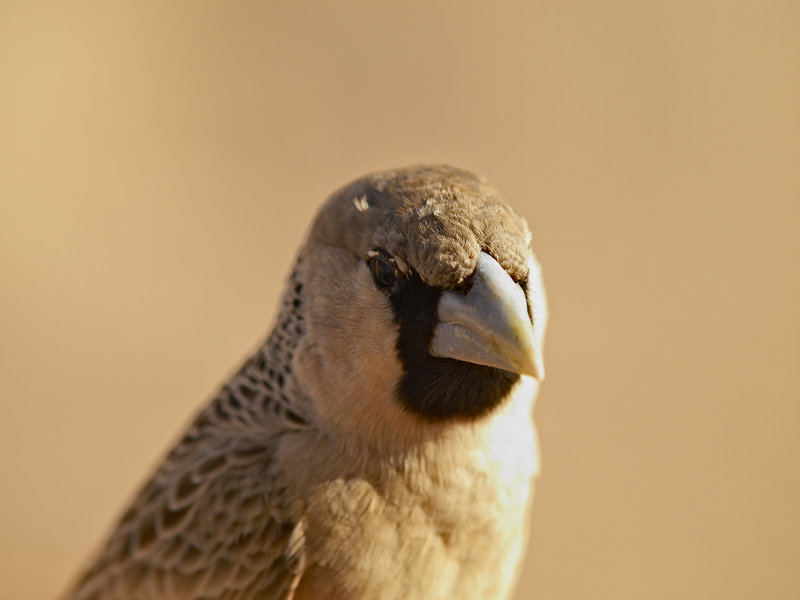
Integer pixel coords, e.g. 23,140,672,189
65,379,307,600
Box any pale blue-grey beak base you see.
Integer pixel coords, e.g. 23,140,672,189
429,252,544,380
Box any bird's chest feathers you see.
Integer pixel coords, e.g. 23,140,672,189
299,397,538,600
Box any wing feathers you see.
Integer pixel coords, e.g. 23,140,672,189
65,381,307,600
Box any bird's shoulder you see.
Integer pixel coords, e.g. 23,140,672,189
65,312,314,600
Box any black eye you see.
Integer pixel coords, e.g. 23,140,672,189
368,249,399,292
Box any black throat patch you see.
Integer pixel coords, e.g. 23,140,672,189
387,271,520,422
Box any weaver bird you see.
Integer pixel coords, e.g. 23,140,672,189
64,165,548,600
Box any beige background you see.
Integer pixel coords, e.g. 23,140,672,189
1,2,798,599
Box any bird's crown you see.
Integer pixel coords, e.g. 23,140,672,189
310,165,532,288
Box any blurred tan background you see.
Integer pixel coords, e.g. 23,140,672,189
1,1,798,598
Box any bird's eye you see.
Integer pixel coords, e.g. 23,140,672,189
368,249,399,292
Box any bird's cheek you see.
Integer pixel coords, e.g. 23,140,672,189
292,258,406,438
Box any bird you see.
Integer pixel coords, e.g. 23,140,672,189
62,165,548,600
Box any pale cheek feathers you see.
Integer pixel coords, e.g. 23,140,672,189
292,244,407,439
526,254,548,349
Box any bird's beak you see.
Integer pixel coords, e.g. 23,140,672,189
429,252,544,381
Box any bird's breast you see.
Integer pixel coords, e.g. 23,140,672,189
292,377,540,600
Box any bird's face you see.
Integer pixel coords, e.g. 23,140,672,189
291,166,547,446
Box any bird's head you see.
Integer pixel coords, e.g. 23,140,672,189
290,165,547,446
